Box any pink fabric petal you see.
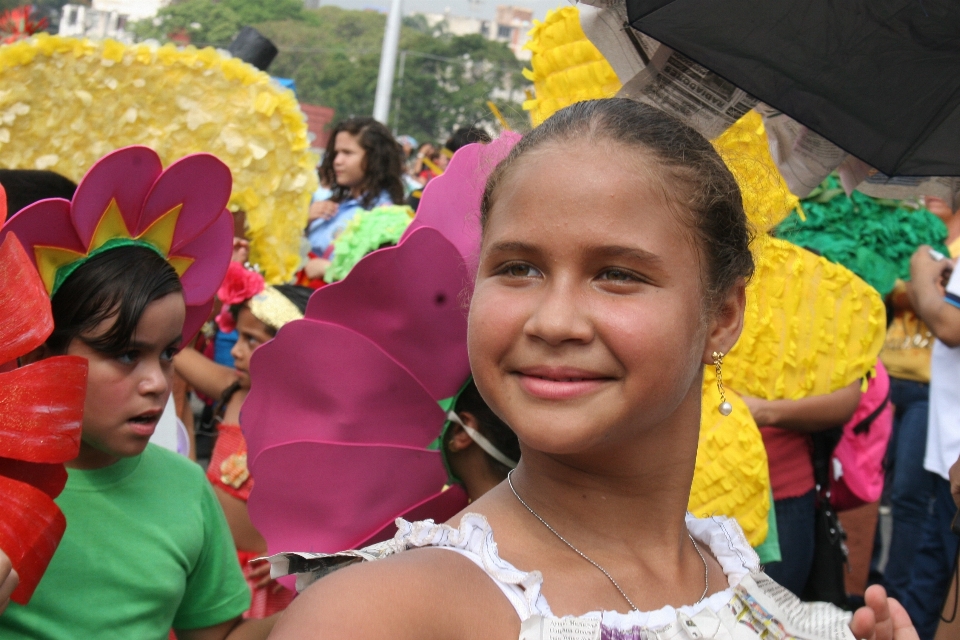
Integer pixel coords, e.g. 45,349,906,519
1,199,84,268
248,441,452,555
242,320,447,462
139,153,232,250
182,299,214,349
174,209,233,306
70,146,163,246
400,133,520,280
355,483,468,548
307,228,471,401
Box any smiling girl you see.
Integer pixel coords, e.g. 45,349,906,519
269,100,916,640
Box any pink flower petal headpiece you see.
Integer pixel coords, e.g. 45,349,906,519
0,145,234,343
242,134,520,558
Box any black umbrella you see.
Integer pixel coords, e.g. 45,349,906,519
625,0,960,177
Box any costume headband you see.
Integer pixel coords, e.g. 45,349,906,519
248,288,304,332
215,261,304,333
0,145,234,344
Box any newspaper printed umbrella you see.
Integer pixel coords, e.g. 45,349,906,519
243,135,518,557
620,0,960,178
0,197,87,603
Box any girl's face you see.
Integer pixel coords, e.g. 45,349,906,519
468,141,737,457
68,292,185,468
230,306,274,390
332,131,367,190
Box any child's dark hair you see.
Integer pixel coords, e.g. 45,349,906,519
444,126,492,153
0,169,77,216
450,379,520,479
480,99,754,310
319,117,404,209
47,245,183,355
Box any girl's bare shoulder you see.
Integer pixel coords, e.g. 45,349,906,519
268,546,520,640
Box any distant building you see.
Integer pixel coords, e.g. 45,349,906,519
421,5,533,60
492,5,532,60
300,103,336,151
91,0,169,22
59,4,131,42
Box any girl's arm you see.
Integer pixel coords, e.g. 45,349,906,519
173,348,239,400
175,614,278,640
0,548,16,615
740,380,861,432
907,248,960,347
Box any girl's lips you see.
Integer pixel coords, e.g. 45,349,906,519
515,369,611,401
126,413,161,437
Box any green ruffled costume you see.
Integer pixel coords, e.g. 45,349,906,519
324,205,414,283
775,175,949,296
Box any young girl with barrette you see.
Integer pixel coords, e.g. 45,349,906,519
267,99,917,640
174,261,311,619
0,146,278,639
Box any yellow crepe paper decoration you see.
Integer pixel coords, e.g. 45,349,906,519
711,112,800,233
690,368,769,547
522,6,621,127
0,34,318,284
728,237,885,400
523,8,795,233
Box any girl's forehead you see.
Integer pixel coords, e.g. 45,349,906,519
487,147,675,235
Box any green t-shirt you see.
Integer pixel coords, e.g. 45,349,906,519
0,444,250,639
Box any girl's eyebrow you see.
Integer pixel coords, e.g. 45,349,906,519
128,336,183,351
591,245,665,267
488,240,538,254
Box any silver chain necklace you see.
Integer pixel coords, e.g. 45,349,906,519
506,469,709,612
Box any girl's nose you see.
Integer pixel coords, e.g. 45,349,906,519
524,279,593,346
139,360,170,397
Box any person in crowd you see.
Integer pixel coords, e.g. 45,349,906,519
303,117,405,282
269,99,915,640
0,245,277,638
0,169,76,215
174,263,311,619
0,148,277,638
444,125,492,154
874,196,960,599
742,382,861,596
408,141,435,182
443,379,521,502
898,244,960,640
397,135,417,163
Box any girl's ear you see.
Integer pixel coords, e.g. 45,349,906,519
702,278,746,365
447,412,480,453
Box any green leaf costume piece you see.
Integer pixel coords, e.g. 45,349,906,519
775,175,949,296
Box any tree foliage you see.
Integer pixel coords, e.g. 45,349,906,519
132,2,529,143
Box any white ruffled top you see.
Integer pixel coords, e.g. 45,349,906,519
270,513,854,640
392,512,759,628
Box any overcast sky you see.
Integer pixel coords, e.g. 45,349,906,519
318,0,561,22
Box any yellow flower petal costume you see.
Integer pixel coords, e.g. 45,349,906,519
0,34,318,284
693,370,770,546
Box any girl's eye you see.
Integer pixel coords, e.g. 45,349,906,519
161,347,179,362
500,263,542,278
599,268,639,283
116,351,139,365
